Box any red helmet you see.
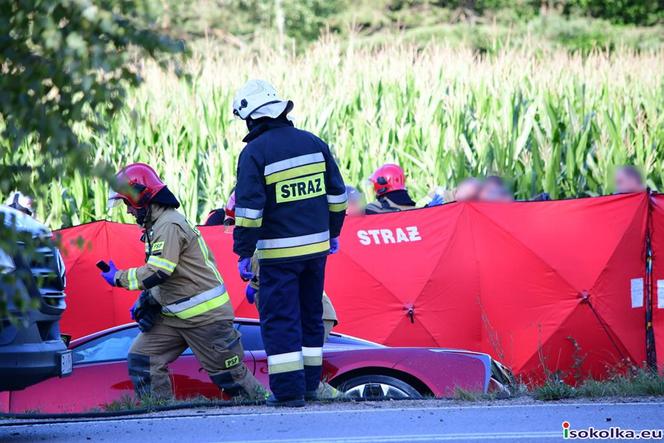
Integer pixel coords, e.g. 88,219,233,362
225,190,236,220
108,163,166,209
369,163,406,195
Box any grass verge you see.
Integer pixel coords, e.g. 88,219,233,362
532,368,664,401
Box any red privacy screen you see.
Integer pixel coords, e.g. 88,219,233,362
57,192,658,382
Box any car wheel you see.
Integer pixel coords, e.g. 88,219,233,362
337,375,423,399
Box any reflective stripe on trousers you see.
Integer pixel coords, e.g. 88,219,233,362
161,284,229,319
267,351,305,375
302,346,323,366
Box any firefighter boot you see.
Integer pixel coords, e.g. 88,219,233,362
211,364,268,402
305,381,345,401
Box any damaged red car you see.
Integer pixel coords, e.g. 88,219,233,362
0,319,512,413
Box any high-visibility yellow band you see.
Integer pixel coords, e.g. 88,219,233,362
267,351,304,375
128,268,139,291
236,216,263,228
235,207,263,219
258,240,330,260
163,292,230,319
268,360,305,375
147,256,176,273
302,346,322,366
303,356,323,366
328,201,348,212
197,237,224,284
265,162,326,185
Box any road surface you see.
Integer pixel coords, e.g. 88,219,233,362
1,400,663,442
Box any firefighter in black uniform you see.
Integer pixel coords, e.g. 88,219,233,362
231,80,347,407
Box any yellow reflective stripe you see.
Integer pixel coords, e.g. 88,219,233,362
328,201,348,212
302,346,323,366
303,355,323,366
258,240,330,260
268,360,305,375
147,256,176,273
170,292,230,319
197,236,224,284
236,216,263,228
265,163,326,185
127,268,139,291
267,351,304,375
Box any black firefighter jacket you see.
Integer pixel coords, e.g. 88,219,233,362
233,118,347,264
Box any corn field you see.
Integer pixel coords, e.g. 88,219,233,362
23,40,664,227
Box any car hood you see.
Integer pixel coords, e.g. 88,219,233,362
0,205,50,237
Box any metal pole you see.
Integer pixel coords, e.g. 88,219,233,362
646,191,657,369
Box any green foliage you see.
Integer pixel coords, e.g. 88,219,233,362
153,0,663,51
26,41,663,227
370,0,663,26
0,0,182,201
158,0,346,45
532,376,577,400
534,368,664,400
0,0,181,314
103,394,141,411
563,0,663,26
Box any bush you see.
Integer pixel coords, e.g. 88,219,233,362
563,0,663,26
533,375,577,400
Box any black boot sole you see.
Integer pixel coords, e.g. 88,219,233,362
266,397,305,407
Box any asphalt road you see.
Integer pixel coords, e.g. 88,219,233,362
1,400,663,443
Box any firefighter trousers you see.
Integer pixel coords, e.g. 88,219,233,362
258,256,326,401
128,319,265,401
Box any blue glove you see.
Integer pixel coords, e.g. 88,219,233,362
427,194,444,207
101,260,118,286
245,285,257,304
238,257,254,281
329,237,340,254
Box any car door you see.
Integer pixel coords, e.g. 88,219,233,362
9,324,256,413
170,323,256,399
235,323,270,387
8,327,138,413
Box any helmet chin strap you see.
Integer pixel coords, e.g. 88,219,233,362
135,205,152,227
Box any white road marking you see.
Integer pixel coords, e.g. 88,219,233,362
212,432,561,443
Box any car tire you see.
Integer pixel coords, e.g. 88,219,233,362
337,375,423,400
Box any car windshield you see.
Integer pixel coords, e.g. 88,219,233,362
72,322,377,364
72,327,200,364
326,334,379,348
73,327,139,364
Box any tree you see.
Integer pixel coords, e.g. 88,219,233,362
0,0,183,316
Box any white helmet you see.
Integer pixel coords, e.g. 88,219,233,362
232,79,290,120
